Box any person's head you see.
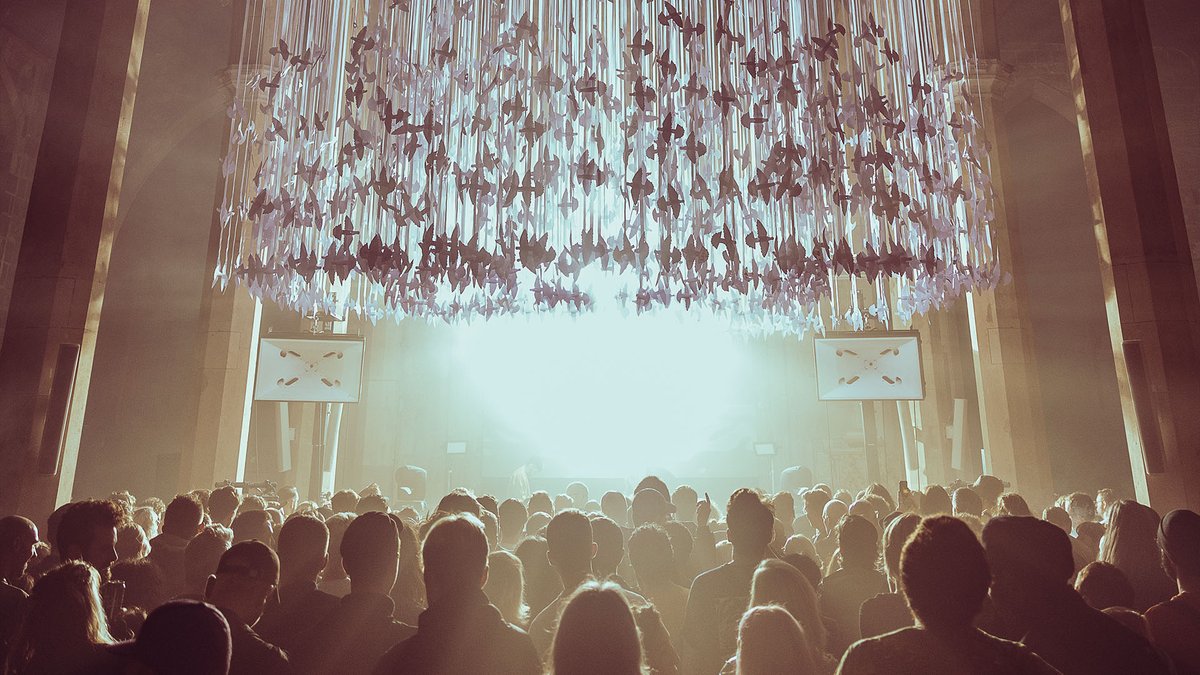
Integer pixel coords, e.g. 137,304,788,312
600,491,629,526
275,514,329,586
422,513,489,604
634,475,671,502
322,512,354,581
237,495,266,513
921,486,952,515
124,600,231,675
554,494,573,513
663,520,694,573
1100,500,1162,566
726,489,775,557
551,581,641,675
837,514,879,570
355,493,389,514
207,486,240,526
437,488,482,517
1066,492,1097,529
478,495,499,515
479,509,500,551
483,550,528,627
277,486,299,514
589,514,624,577
951,488,983,518
734,605,812,675
545,509,595,579
1042,506,1071,533
184,525,232,595
629,524,674,587
770,492,796,526
996,493,1032,517
566,482,589,509
7,561,112,669
162,495,204,540
57,499,122,573
1158,508,1200,585
525,511,551,537
116,522,150,561
1096,488,1118,521
883,513,921,585
230,509,273,545
330,489,359,514
629,488,669,527
132,506,160,540
672,485,699,523
982,516,1075,616
498,498,528,542
204,541,279,625
0,515,39,582
782,533,818,562
340,511,399,593
900,516,989,630
1075,561,1135,610
749,558,826,652
528,491,554,516
971,475,1005,511
802,489,830,531
821,499,848,533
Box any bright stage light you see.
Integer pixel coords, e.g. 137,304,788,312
452,305,748,479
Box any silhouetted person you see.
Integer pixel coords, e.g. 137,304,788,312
498,498,528,550
566,482,589,510
181,525,232,600
58,499,122,575
516,535,560,616
0,516,37,665
230,509,273,545
317,513,354,598
1145,509,1200,675
256,515,338,657
732,605,814,675
209,487,241,528
859,513,919,640
151,494,204,597
374,514,541,674
983,515,1168,675
529,510,597,655
629,524,689,640
484,550,529,628
203,541,291,674
551,582,641,675
1099,500,1176,611
952,488,983,519
1074,562,1135,610
590,514,631,586
296,511,414,673
820,514,887,656
113,600,232,675
741,558,829,671
673,486,699,526
5,561,121,674
682,489,774,675
602,491,630,528
838,516,1056,675
632,488,673,527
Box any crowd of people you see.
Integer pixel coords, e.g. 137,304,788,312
1,473,1198,674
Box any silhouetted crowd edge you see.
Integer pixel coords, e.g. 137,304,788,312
2,475,1199,674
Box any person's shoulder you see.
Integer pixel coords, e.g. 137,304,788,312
838,629,919,674
0,581,27,602
977,632,1061,674
691,560,737,586
373,634,419,675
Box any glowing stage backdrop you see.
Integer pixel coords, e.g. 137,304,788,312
218,0,998,336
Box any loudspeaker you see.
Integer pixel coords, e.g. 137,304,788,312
37,343,80,475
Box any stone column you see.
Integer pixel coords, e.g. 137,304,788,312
0,0,150,517
965,58,1055,507
177,56,266,493
1061,0,1200,511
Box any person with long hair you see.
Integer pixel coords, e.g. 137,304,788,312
732,605,813,675
551,581,642,675
1099,500,1177,611
484,550,530,628
4,561,119,674
728,559,830,673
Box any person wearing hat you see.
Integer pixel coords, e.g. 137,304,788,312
631,488,675,527
982,516,1167,675
204,541,290,674
1146,509,1200,674
110,600,232,675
